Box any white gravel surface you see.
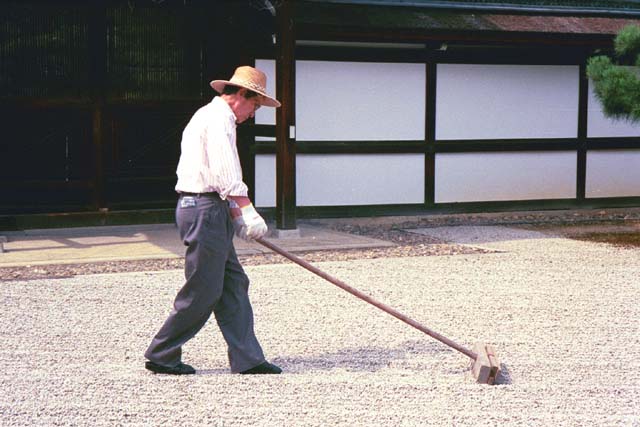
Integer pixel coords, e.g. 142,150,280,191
1,226,639,426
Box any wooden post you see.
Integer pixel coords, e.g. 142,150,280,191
424,61,437,208
577,61,589,202
88,0,107,210
275,0,297,230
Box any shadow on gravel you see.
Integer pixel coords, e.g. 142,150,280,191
195,368,232,375
494,363,513,385
269,340,452,373
148,341,515,384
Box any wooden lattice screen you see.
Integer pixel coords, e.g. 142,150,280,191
0,2,90,100
0,0,272,215
106,3,202,102
1,2,92,214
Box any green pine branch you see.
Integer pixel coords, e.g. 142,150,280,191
586,24,640,123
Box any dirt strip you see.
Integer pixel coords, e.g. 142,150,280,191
2,208,640,281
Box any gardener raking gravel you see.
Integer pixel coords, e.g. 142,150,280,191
1,225,638,426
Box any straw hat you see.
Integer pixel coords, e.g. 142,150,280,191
210,66,281,108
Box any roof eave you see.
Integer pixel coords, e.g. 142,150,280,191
306,0,640,19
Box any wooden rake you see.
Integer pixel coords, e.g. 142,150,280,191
256,238,501,385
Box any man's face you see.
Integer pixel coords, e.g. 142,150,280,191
234,90,262,124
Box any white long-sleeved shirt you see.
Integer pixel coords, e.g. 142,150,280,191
175,97,248,199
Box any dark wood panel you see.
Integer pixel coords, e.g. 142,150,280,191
292,196,640,219
252,138,638,154
275,0,298,229
586,138,640,149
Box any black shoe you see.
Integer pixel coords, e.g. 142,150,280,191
145,361,196,375
240,361,282,375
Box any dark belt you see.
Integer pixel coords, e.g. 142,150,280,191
178,191,220,198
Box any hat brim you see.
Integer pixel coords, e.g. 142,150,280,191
210,80,281,108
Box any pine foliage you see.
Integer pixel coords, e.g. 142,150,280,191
587,25,640,123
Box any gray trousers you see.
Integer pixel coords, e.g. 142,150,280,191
144,193,265,373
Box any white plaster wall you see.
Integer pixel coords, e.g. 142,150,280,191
254,154,424,207
254,60,638,207
586,149,640,198
254,153,276,208
436,64,579,140
434,151,577,203
254,59,277,126
295,61,425,141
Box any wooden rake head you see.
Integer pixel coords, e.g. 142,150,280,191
471,343,501,385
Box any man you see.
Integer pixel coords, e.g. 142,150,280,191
144,66,282,375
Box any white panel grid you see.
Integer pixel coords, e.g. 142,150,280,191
586,150,640,198
254,154,277,208
253,62,639,207
254,59,277,126
296,61,425,141
435,151,577,203
297,154,424,206
436,64,579,140
255,154,425,207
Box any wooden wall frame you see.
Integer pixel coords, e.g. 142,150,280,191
249,10,640,219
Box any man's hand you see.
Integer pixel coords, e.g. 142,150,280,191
237,203,268,240
228,197,267,241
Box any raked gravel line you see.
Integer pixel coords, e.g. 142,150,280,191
1,226,638,426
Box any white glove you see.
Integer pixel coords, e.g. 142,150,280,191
232,203,267,241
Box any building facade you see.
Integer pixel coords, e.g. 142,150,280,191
1,0,639,229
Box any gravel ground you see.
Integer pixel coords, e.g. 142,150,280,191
1,222,639,426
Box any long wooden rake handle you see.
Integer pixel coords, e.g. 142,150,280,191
255,238,477,360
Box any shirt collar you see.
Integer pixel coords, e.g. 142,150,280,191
212,96,237,124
